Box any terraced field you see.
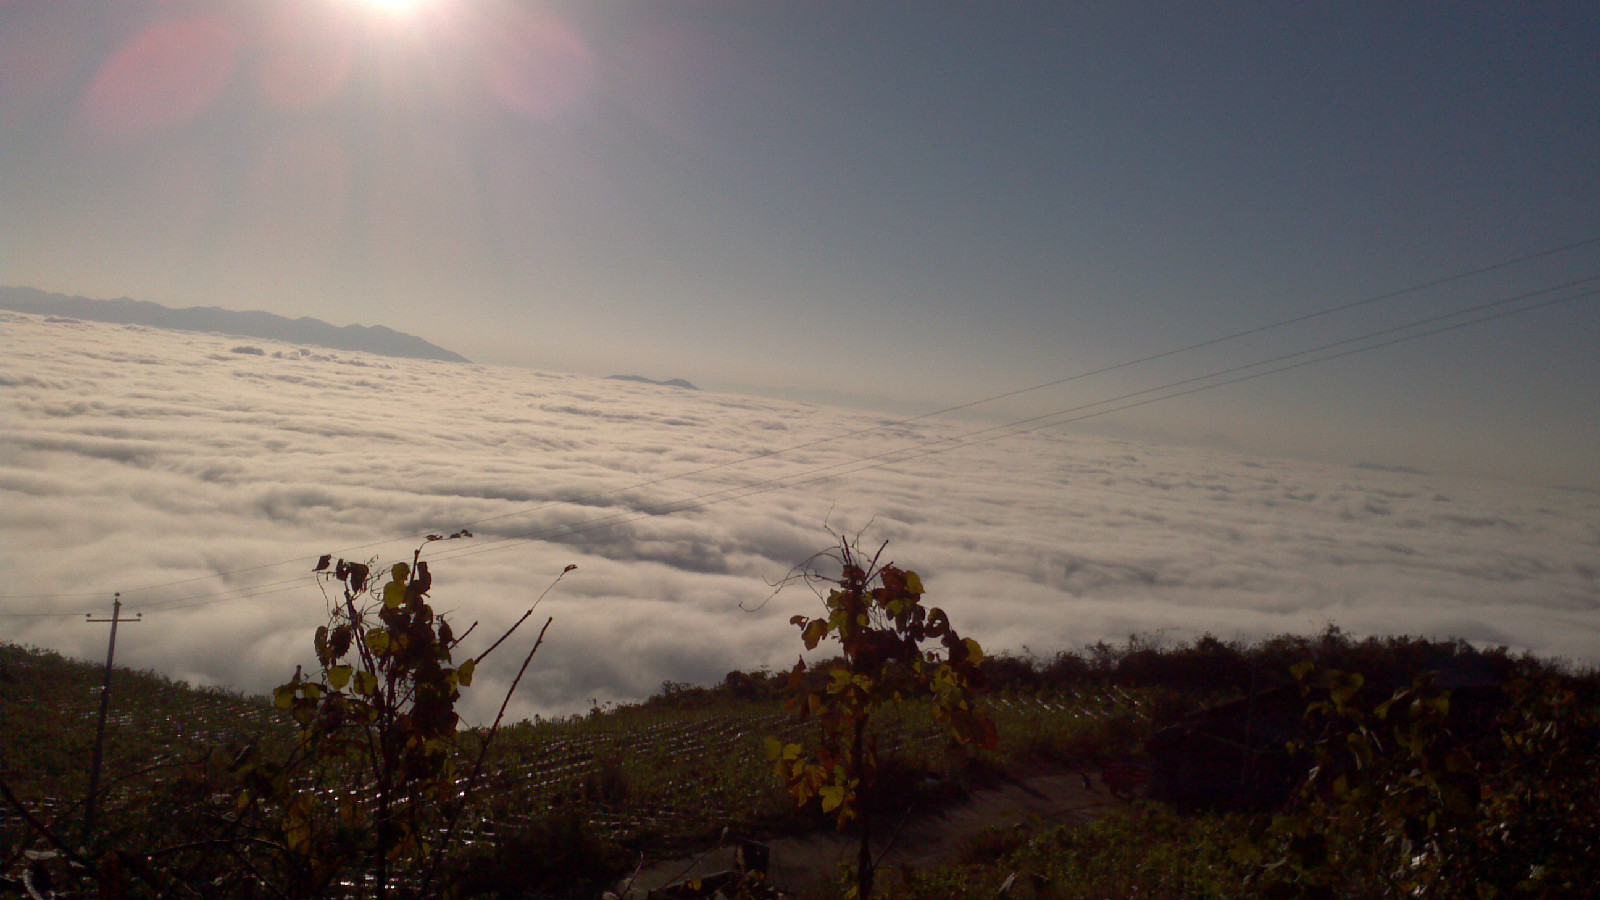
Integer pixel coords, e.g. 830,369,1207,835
428,684,1156,855
8,636,1596,899
0,643,1157,880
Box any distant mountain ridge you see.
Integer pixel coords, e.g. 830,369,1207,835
0,286,470,363
606,374,699,390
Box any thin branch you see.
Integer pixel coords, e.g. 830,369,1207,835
144,835,289,859
489,617,553,738
612,852,648,900
225,842,297,900
869,800,920,874
0,773,105,888
654,830,733,894
447,620,479,650
745,547,835,611
474,568,572,665
418,616,555,896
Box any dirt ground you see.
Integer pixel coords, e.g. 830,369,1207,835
614,768,1119,898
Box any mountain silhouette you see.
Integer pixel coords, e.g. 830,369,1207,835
605,374,700,390
0,287,469,363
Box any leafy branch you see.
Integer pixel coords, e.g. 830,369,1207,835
767,534,996,899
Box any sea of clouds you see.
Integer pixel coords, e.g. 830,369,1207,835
3,311,1597,723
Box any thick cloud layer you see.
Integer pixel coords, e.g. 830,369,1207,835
3,312,1597,721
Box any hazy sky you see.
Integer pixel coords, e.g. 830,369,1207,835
3,1,1598,486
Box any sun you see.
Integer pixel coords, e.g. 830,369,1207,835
355,0,433,17
343,0,444,37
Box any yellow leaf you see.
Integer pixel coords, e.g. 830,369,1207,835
963,638,984,662
382,581,406,609
904,571,924,595
820,784,845,813
328,665,352,690
803,619,828,649
457,658,475,687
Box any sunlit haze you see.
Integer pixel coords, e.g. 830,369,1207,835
359,0,432,14
2,3,1598,710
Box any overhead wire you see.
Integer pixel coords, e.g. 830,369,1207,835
7,233,1594,609
102,276,1600,614
412,282,1600,567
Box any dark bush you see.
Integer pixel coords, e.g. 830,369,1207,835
445,808,629,900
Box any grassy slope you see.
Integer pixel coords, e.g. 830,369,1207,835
0,643,283,799
4,633,1594,898
0,641,1159,864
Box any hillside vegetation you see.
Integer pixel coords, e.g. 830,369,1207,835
4,536,1597,900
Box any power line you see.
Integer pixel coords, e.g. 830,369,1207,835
15,277,1600,613
418,284,1600,567
3,234,1595,610
77,279,1600,615
399,285,1600,607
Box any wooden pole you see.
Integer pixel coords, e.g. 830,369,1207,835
82,594,140,846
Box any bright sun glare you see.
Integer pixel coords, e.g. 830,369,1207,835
359,0,431,16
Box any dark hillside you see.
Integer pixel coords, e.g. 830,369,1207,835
0,644,285,829
2,631,1595,899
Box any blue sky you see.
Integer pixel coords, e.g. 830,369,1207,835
3,1,1597,486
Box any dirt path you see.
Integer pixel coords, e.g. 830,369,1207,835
615,769,1118,897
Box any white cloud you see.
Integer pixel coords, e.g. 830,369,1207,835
3,311,1597,720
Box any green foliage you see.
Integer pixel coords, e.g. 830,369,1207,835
983,626,1547,701
0,644,288,891
229,534,566,899
441,808,629,900
1242,665,1600,899
767,536,996,898
7,602,1598,899
868,804,1254,900
0,645,282,805
242,547,474,894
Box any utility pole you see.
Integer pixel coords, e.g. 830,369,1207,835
82,593,140,846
